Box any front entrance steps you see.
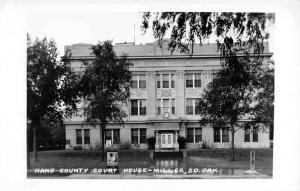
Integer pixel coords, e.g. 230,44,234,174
152,150,183,159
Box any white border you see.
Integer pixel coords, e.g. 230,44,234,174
0,0,300,191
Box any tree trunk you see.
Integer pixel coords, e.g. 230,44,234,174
230,123,235,161
33,127,38,162
27,125,30,169
100,123,105,161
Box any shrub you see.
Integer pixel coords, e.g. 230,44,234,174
94,142,102,150
177,136,187,149
73,146,82,150
147,137,156,150
119,140,131,150
202,140,212,149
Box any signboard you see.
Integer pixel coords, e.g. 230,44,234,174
250,150,255,170
107,151,118,167
105,140,112,147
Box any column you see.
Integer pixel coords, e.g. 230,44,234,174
175,131,179,151
81,129,84,148
147,71,156,118
155,131,159,150
176,71,185,117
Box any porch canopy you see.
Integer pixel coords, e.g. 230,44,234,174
154,122,180,131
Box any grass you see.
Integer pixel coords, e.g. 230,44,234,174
28,150,150,168
186,148,273,169
28,149,273,175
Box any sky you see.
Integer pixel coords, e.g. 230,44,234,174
27,11,156,56
27,11,275,57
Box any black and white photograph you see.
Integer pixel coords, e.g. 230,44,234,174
1,0,300,191
26,11,275,179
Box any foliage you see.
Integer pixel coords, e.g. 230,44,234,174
79,41,132,159
27,35,80,124
202,140,212,149
254,60,274,124
73,146,83,150
177,136,187,149
141,12,273,55
27,34,80,158
94,142,102,150
146,137,156,150
119,140,132,150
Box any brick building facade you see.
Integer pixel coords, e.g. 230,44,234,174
64,41,272,150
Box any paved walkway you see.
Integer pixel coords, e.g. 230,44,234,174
66,171,271,179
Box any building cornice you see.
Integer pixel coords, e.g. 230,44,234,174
67,53,273,61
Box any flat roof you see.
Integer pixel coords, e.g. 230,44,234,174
64,41,271,58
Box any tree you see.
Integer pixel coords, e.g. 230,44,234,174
197,50,262,160
27,35,80,163
254,59,274,140
141,12,274,160
79,41,132,161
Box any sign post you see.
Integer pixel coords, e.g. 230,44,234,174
250,150,255,170
244,150,258,174
105,140,118,173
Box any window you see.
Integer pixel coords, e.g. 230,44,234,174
131,74,146,89
131,75,138,89
244,127,251,142
187,128,202,143
214,128,230,143
157,98,175,115
156,73,175,89
186,73,202,88
187,128,194,143
171,98,175,115
131,100,146,116
186,99,200,115
253,127,258,142
195,99,200,115
131,129,138,144
269,124,273,141
186,74,193,88
105,129,112,143
195,73,202,87
195,128,202,142
222,128,229,142
139,75,146,88
140,129,147,143
131,129,147,144
212,72,218,79
130,100,138,115
84,129,90,144
156,74,161,88
113,129,120,144
186,99,194,115
214,128,221,142
105,129,120,144
76,129,82,144
171,74,175,88
139,100,147,115
163,99,169,113
163,74,169,88
156,99,161,115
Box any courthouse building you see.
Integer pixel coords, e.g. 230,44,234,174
64,41,272,150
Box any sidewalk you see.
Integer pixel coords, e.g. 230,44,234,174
66,171,271,179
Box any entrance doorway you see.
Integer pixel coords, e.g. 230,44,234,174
161,133,173,148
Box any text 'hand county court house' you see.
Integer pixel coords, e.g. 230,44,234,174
63,40,273,151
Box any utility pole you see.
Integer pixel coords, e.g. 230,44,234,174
133,24,136,45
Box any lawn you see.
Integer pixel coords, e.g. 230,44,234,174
28,148,272,170
186,149,273,169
